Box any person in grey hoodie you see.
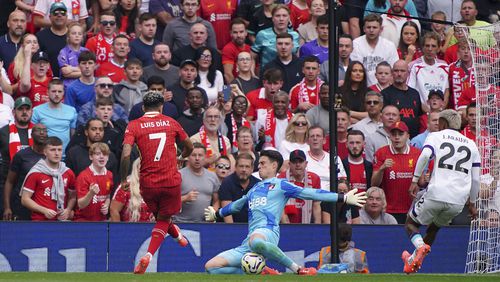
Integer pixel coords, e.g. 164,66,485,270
112,58,148,115
364,105,400,162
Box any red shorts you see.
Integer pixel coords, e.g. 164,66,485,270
140,185,181,217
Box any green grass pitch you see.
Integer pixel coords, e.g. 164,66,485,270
1,273,500,282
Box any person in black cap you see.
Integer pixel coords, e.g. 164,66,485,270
277,149,322,224
419,89,445,132
19,51,51,108
169,59,208,114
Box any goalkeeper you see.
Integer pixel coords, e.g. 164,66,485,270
204,149,367,275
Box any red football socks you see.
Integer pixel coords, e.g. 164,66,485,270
147,220,170,255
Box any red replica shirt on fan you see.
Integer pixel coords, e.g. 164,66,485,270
373,144,421,214
19,76,51,108
95,61,126,83
246,88,273,120
221,41,251,78
22,170,76,221
289,82,320,111
123,112,188,189
74,166,113,221
199,0,237,50
289,3,310,30
112,185,154,222
85,33,114,64
348,160,368,192
278,171,321,223
448,60,475,110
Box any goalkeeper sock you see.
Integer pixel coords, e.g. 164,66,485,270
147,220,170,255
206,266,243,274
411,233,425,249
249,237,296,272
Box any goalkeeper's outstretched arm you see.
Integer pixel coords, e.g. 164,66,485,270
205,195,248,222
281,181,367,208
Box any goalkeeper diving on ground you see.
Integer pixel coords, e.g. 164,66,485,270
203,149,367,275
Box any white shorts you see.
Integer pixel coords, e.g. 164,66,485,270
409,191,464,227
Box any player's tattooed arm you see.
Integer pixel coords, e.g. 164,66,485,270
120,144,133,190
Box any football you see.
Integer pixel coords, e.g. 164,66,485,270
241,252,266,274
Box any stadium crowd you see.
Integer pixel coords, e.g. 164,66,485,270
0,0,499,224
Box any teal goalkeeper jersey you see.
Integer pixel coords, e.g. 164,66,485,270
219,177,341,237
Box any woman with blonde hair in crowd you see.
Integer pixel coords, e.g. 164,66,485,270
110,158,154,222
58,22,89,88
278,113,311,172
8,33,53,94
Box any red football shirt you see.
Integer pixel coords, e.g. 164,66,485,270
221,41,251,78
199,0,237,50
289,3,310,30
74,166,113,221
278,171,321,223
19,76,51,108
444,44,458,64
112,185,154,222
85,33,115,64
22,170,76,221
373,145,421,214
123,112,188,189
289,82,320,111
448,61,475,110
246,88,273,120
348,160,368,192
95,61,126,83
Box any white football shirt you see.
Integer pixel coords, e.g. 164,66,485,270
408,57,449,104
421,129,480,205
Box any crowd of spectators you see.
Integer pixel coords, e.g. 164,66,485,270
0,0,499,224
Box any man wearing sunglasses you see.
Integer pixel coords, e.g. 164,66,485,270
85,12,117,65
352,91,384,138
33,0,88,29
35,2,69,77
77,77,128,127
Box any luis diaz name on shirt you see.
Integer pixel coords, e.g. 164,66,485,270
140,120,171,129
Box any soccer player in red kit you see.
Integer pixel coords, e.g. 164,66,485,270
121,90,194,274
74,142,113,221
21,137,76,221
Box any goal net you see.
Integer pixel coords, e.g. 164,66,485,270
464,22,500,274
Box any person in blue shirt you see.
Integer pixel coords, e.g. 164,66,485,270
204,149,367,275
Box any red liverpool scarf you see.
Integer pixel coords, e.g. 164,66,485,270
231,114,250,149
8,121,34,161
264,109,292,147
199,126,228,157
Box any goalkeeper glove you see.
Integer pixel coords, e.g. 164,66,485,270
344,189,367,208
204,206,217,222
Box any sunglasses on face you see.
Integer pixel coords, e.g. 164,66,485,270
97,83,114,89
101,21,116,26
216,163,231,170
293,121,307,127
366,100,380,105
52,10,67,16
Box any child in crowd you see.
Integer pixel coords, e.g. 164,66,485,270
368,61,392,93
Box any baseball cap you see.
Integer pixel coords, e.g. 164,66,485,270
14,97,32,109
180,59,198,69
32,51,50,63
389,121,409,132
289,149,307,162
50,2,67,14
428,89,444,100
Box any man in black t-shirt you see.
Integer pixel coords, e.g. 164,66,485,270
35,2,69,77
218,153,259,223
2,123,47,221
381,60,423,138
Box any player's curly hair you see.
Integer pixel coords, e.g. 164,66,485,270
439,109,462,130
143,90,164,110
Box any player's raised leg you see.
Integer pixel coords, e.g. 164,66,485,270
248,230,316,275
